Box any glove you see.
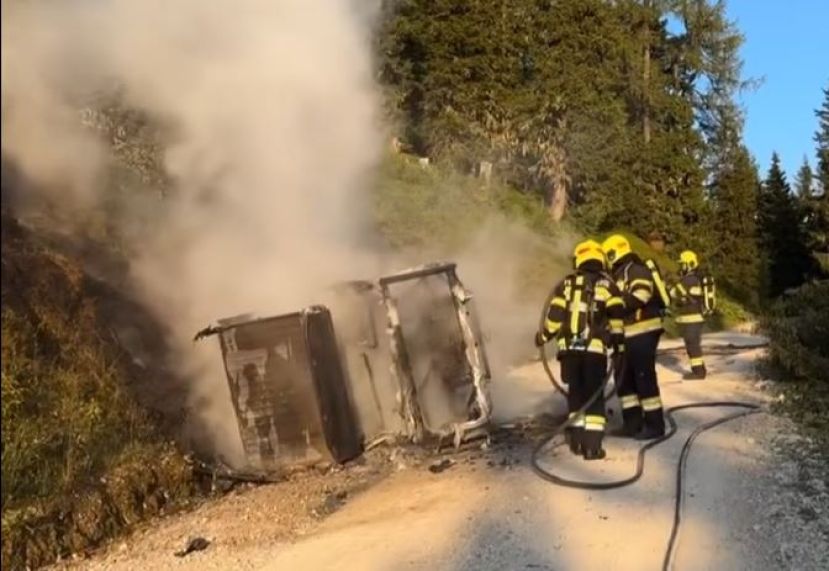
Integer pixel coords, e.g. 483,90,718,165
534,331,547,348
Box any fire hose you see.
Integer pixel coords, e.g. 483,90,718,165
531,282,764,570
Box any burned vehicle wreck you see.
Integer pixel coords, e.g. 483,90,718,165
196,262,492,472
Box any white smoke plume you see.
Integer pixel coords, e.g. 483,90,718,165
1,0,574,460
2,0,382,463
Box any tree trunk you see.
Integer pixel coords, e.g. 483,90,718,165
642,0,652,144
547,145,568,222
548,179,567,222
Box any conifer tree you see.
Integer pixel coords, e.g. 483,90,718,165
795,157,814,199
816,87,829,191
709,144,761,305
758,153,818,296
812,87,829,255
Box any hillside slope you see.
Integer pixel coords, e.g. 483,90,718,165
1,216,198,570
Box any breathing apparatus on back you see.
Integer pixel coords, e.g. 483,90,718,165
678,249,716,315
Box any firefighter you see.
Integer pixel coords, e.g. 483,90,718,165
601,234,667,440
670,250,707,380
535,239,625,460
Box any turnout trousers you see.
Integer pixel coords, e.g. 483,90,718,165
678,322,706,378
561,351,608,455
616,330,665,435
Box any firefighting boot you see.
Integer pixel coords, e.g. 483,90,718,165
565,426,584,455
634,426,665,440
581,430,606,460
611,406,642,437
635,415,666,440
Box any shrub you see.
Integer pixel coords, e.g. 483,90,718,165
763,280,829,385
762,280,829,441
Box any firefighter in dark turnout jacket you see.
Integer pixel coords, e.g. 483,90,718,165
670,250,707,380
535,240,625,460
601,234,667,440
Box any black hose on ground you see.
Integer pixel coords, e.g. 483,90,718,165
533,285,765,570
662,402,761,571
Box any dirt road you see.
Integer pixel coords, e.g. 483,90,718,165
65,333,828,571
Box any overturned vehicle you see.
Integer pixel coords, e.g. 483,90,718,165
195,262,492,472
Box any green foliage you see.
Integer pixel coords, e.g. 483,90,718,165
809,87,829,254
709,145,762,307
705,292,751,331
372,153,573,297
795,157,815,199
757,153,821,297
376,0,730,246
0,219,195,569
763,281,829,384
762,281,829,440
815,87,829,192
372,153,558,248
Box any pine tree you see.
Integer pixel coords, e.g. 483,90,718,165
795,157,814,199
812,86,829,255
667,0,749,173
816,87,829,191
758,153,818,296
709,144,761,305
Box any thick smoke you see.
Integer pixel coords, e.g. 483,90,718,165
1,0,572,460
2,0,382,463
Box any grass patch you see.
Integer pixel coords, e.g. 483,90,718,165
1,217,197,570
371,153,575,297
372,153,559,250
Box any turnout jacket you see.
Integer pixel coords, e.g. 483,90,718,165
610,254,665,338
669,271,704,324
539,267,625,356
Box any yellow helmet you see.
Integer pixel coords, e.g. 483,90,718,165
601,234,632,266
573,239,606,269
679,250,699,272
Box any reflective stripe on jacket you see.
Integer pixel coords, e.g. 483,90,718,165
670,271,704,324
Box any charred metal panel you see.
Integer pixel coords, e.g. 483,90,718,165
379,262,492,446
325,263,492,448
198,260,492,468
324,282,404,443
205,307,362,470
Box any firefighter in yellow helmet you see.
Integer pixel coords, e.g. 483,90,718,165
535,239,625,460
601,234,668,440
669,250,707,380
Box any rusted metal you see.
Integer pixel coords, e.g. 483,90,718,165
198,307,363,471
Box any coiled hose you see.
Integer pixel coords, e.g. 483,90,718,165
531,280,763,570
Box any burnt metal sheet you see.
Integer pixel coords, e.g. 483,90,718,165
323,282,404,444
379,262,492,446
202,307,363,471
197,260,492,472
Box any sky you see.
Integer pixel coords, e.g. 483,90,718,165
727,0,829,179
